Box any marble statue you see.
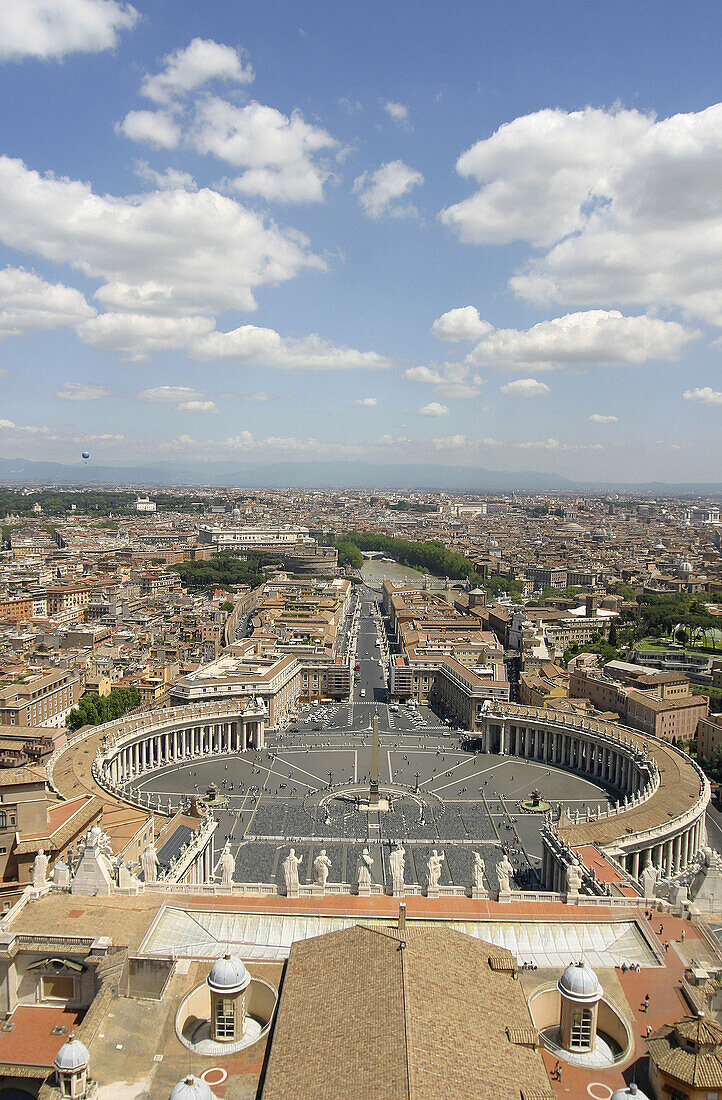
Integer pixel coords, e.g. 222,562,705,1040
565,859,583,895
640,857,658,898
313,849,332,887
283,848,303,895
141,842,160,884
496,853,514,894
220,842,236,887
32,848,49,889
356,847,373,886
426,849,444,890
471,851,486,890
389,843,406,894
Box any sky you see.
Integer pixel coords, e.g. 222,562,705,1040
0,0,720,483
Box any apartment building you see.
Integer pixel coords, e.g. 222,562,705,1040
519,662,570,707
697,713,722,767
384,583,509,727
569,654,708,742
0,668,80,730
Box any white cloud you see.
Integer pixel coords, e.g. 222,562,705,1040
417,401,449,417
517,437,566,451
56,383,110,401
466,310,695,371
433,434,467,449
500,378,550,398
683,387,722,406
0,266,95,340
404,363,485,398
0,157,322,320
515,438,604,452
177,399,217,412
117,111,181,150
137,386,217,413
589,413,618,423
353,160,424,219
352,397,378,407
441,103,722,326
0,0,138,62
384,101,409,125
138,386,206,403
431,306,493,342
378,434,410,446
78,314,215,361
140,39,254,105
192,326,391,370
190,98,338,203
133,163,196,191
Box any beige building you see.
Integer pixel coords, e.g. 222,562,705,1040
697,713,722,767
569,655,708,743
0,668,80,730
385,583,509,726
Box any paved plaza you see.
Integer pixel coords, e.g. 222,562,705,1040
130,699,614,893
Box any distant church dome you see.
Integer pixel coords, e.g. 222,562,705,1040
170,1076,216,1100
207,953,250,995
557,961,603,1003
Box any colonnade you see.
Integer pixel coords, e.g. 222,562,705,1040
100,715,264,789
619,817,706,881
482,718,654,796
481,705,709,887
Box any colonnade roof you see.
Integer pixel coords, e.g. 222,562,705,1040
556,730,702,847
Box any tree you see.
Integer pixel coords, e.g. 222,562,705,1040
608,619,617,647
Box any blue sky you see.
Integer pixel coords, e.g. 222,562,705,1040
0,0,720,481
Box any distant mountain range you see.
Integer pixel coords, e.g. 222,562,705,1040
0,456,720,494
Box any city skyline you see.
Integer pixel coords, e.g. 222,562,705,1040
0,0,721,482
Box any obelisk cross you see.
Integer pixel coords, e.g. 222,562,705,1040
370,715,380,806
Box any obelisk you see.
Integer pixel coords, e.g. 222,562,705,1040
370,715,380,807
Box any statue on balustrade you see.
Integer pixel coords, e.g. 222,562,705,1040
640,856,658,898
141,842,160,884
219,842,236,886
471,851,486,891
356,847,373,887
565,859,583,896
313,849,332,888
496,853,514,894
283,848,303,894
32,848,49,889
389,844,406,894
426,849,444,890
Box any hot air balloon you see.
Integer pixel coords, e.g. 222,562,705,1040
81,451,90,462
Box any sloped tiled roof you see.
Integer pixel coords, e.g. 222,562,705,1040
261,924,551,1100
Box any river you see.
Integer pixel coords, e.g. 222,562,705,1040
360,556,453,600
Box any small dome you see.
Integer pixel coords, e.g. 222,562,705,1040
557,961,603,1003
611,1085,649,1100
207,953,250,994
169,1076,215,1100
54,1035,90,1072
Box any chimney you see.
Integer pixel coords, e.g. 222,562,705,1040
398,902,406,932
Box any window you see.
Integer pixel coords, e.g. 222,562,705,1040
570,1008,593,1050
0,813,6,829
215,997,235,1038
